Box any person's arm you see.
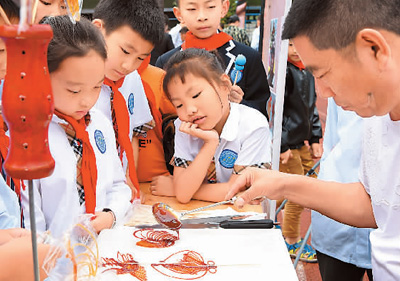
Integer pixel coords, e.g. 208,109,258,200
0,228,30,246
0,235,51,281
132,136,139,169
226,168,377,228
280,66,293,154
308,74,323,156
191,174,240,202
20,180,46,232
92,122,132,233
172,121,219,203
173,139,218,203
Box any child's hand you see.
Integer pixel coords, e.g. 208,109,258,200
125,174,138,200
150,175,175,197
229,85,244,103
179,121,219,144
310,142,323,158
90,211,114,233
280,149,293,164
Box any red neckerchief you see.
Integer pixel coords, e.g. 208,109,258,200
55,110,97,214
104,77,140,199
288,56,305,70
182,31,233,51
138,56,163,140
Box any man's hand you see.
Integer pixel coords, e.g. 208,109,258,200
225,167,292,209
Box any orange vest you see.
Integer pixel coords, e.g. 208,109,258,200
137,64,176,182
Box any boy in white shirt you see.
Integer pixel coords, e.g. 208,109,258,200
92,0,165,199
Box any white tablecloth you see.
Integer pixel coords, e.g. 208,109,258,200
96,227,298,280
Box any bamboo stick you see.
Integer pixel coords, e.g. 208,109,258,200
0,4,12,25
31,0,39,24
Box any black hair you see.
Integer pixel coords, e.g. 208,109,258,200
164,13,169,27
163,48,228,100
176,0,225,7
93,0,164,46
179,26,189,34
228,15,240,24
43,15,107,73
282,0,400,50
0,0,19,20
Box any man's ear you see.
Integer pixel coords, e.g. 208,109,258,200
355,29,391,72
221,0,230,18
173,7,184,24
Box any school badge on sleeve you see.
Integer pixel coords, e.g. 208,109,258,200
94,130,106,154
219,149,238,169
128,93,135,115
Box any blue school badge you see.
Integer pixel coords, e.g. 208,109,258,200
219,149,238,169
128,93,134,115
94,130,106,154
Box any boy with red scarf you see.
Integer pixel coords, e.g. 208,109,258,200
156,0,270,119
92,0,166,199
278,40,322,262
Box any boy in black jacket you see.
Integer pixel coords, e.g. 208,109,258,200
155,0,270,119
279,40,322,262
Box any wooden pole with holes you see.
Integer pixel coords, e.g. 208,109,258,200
0,24,55,281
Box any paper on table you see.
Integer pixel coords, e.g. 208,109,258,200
124,205,262,227
96,227,298,281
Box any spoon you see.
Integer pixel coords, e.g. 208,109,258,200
152,197,237,231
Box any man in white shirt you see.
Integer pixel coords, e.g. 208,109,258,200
251,16,260,51
169,22,184,48
226,0,400,280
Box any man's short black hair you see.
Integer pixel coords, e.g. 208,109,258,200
93,0,164,46
282,0,400,50
179,26,189,35
164,14,169,27
1,0,19,20
228,15,240,24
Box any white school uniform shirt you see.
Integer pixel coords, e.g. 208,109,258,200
94,70,153,170
21,109,131,238
360,114,400,280
0,176,20,229
173,103,271,182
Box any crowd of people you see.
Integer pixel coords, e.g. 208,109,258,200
0,0,399,280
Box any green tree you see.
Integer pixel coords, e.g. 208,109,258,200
221,1,237,26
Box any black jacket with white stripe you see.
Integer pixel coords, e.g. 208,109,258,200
155,40,270,119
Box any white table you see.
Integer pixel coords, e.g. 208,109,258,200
96,226,298,281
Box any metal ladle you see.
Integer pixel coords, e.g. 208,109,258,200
152,197,237,230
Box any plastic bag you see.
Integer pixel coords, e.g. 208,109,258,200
43,214,100,281
64,0,83,23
